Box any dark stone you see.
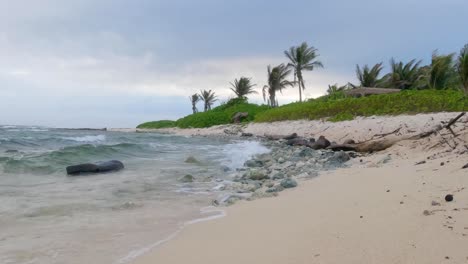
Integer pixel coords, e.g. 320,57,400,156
445,194,454,202
232,112,249,123
415,160,426,165
440,162,445,166
286,138,309,146
309,136,331,150
343,139,356,144
462,163,468,169
280,178,298,188
241,132,253,137
309,138,316,143
66,160,124,175
178,174,194,183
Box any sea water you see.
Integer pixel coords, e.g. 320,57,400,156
0,126,269,264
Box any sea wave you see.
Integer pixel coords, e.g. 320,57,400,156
61,134,106,142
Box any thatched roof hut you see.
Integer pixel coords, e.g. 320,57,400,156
344,87,401,97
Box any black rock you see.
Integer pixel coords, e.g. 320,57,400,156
462,163,468,169
66,160,124,175
445,194,454,202
309,136,331,150
286,138,309,146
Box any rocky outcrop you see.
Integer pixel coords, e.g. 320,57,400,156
232,112,249,123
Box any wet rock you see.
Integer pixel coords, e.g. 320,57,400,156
244,159,264,168
271,172,286,180
244,169,268,180
66,160,124,175
185,156,199,163
280,178,298,189
286,138,310,147
221,165,231,172
213,193,251,206
178,174,194,183
445,194,454,202
283,133,298,140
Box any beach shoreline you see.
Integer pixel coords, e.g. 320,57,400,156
131,112,468,264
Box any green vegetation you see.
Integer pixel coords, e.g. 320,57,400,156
262,64,295,107
457,44,468,94
199,90,218,112
355,62,385,87
230,77,257,99
189,94,201,114
137,120,176,129
175,98,269,128
255,90,467,123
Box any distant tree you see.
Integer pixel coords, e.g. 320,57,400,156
429,51,457,90
262,64,295,107
199,90,218,112
355,62,385,87
457,44,468,94
284,42,323,102
189,94,200,114
389,58,423,90
229,77,257,99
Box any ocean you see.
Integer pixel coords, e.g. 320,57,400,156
0,125,270,264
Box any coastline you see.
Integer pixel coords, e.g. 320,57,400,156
132,112,468,264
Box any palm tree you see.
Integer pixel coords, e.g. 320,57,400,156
262,64,295,107
199,90,217,112
189,94,200,114
355,62,385,87
429,51,457,90
284,42,323,102
457,44,468,94
389,58,423,90
229,77,257,99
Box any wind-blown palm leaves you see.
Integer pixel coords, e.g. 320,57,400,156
429,51,457,90
230,77,257,99
457,44,468,94
189,94,200,114
389,58,423,90
199,90,217,112
284,42,323,102
262,64,295,107
355,63,385,87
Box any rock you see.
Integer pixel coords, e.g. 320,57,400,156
271,172,286,180
431,200,441,206
330,151,351,163
309,136,331,150
415,160,426,165
241,132,253,137
462,163,468,169
244,159,264,168
327,143,356,152
264,181,275,188
283,133,298,140
266,185,285,193
343,139,356,144
440,162,445,166
178,174,194,183
232,112,249,123
66,160,124,175
445,194,454,202
286,138,310,147
244,169,268,180
185,156,199,163
378,154,392,164
213,193,251,206
280,178,298,189
277,157,285,164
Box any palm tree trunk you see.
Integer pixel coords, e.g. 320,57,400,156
270,92,276,107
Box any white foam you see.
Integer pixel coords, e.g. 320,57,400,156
115,206,226,264
221,140,270,169
62,134,106,142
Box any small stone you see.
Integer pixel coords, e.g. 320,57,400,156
386,190,390,193
415,160,426,165
278,157,285,164
280,178,298,189
445,194,454,202
462,163,468,169
423,210,431,216
400,201,404,204
431,201,441,206
440,162,445,166
245,169,267,180
244,159,263,168
178,174,194,183
360,216,363,219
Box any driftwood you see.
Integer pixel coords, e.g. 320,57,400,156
265,133,298,140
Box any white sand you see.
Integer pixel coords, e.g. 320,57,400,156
133,112,468,264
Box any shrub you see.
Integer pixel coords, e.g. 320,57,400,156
136,120,176,129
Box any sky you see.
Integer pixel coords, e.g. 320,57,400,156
0,0,467,128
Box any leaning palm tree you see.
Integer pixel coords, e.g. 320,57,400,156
389,58,423,90
355,62,385,87
199,90,217,112
284,42,323,102
457,44,468,94
429,51,457,90
262,64,295,107
229,77,257,99
189,94,200,114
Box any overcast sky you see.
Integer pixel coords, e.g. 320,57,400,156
0,0,467,128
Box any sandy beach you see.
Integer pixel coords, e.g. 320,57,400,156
134,112,468,264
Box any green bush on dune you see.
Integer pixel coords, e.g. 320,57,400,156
136,120,176,129
254,90,467,123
